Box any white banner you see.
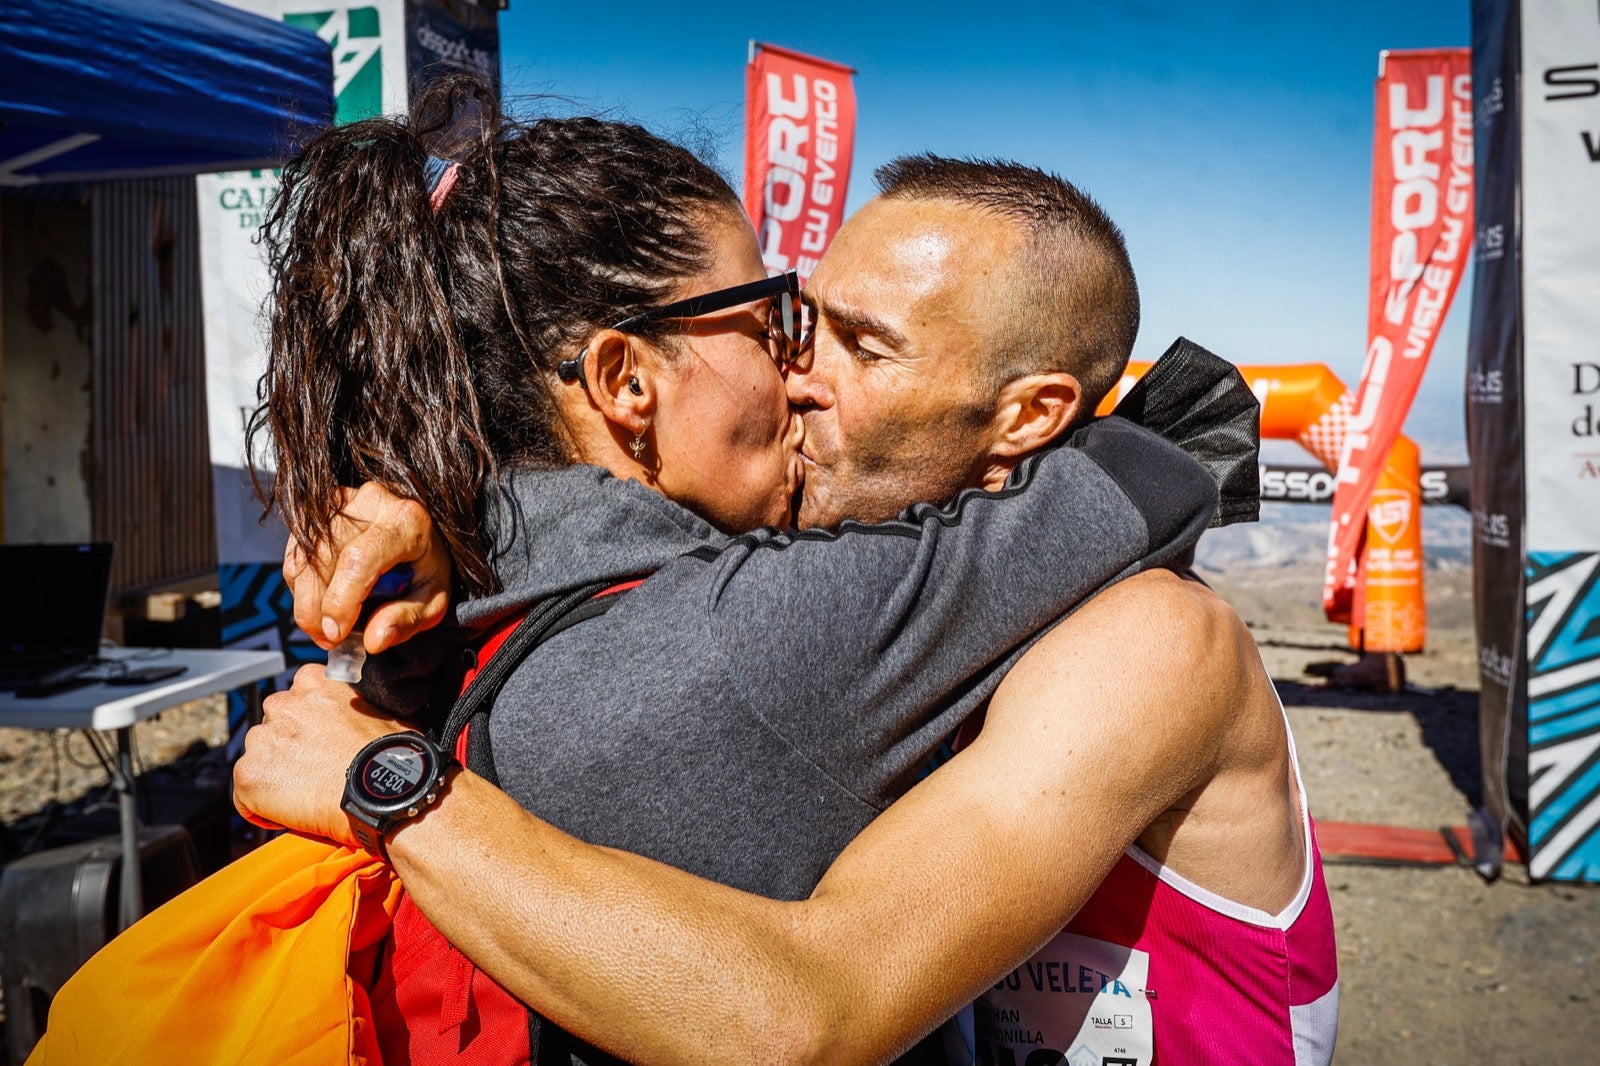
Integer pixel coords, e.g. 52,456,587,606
1522,0,1600,552
1518,0,1600,883
198,2,410,723
200,0,407,564
199,166,287,561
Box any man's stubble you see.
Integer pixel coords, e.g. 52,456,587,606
796,402,995,529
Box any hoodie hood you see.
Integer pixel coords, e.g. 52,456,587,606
1110,336,1262,528
456,464,730,629
354,465,726,719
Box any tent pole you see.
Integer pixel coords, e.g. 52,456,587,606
0,132,102,187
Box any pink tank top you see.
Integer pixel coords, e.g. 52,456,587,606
951,711,1339,1064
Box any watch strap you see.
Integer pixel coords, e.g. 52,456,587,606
348,811,387,859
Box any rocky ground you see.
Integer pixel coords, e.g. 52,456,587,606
1198,511,1600,1065
1260,642,1600,1065
3,513,1598,1063
0,696,230,829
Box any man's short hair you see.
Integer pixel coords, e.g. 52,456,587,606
874,155,1139,419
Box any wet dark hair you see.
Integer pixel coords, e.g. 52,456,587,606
248,76,742,594
874,154,1139,419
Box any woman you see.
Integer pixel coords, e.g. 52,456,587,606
243,81,1220,1063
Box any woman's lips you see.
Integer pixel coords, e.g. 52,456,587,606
786,449,807,527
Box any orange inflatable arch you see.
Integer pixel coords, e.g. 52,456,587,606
1100,362,1426,653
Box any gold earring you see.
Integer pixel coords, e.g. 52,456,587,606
629,421,649,460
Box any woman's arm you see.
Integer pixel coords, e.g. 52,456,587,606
692,417,1216,797
305,419,1221,787
236,572,1235,1065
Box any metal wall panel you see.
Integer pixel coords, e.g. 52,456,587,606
1,191,95,545
90,178,216,595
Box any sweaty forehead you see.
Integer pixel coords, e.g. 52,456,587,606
810,197,1019,339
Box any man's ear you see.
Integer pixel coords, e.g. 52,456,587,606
985,371,1083,461
582,328,655,436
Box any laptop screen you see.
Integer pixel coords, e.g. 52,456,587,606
0,543,114,660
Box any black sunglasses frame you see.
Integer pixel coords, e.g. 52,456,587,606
557,271,804,384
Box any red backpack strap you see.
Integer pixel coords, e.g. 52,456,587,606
382,578,646,1066
439,578,644,782
449,578,645,764
460,579,643,686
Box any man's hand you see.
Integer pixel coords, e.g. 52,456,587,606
233,665,411,848
285,482,453,653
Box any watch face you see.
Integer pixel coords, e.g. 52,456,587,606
357,740,428,803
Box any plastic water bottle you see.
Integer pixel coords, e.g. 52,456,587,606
325,565,413,684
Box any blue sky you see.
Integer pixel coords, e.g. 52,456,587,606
497,0,1473,459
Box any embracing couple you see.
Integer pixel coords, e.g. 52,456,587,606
224,76,1336,1066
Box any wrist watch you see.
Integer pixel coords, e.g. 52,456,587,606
341,731,454,857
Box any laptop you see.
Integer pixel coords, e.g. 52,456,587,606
0,543,114,690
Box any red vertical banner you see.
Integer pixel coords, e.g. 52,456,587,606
1324,48,1473,635
744,42,857,283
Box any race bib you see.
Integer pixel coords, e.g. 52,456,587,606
972,931,1153,1066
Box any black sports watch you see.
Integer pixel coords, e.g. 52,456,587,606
341,732,454,858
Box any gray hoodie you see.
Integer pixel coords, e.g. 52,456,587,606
365,417,1218,909
358,340,1257,1064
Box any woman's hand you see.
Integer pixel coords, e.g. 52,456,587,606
233,665,412,848
285,481,454,653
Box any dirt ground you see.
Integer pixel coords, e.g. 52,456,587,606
0,695,230,828
3,564,1599,1063
1210,566,1600,1066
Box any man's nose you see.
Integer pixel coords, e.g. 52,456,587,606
785,353,829,410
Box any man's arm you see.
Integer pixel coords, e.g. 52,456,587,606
236,571,1239,1064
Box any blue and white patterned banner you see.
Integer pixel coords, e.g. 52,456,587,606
1526,551,1600,880
218,562,328,732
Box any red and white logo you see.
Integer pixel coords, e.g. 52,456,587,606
1368,489,1413,544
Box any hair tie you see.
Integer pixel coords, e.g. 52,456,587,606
423,155,460,212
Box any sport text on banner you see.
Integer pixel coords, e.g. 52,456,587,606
743,42,856,283
1325,49,1474,632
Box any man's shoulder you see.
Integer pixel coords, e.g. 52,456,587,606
994,569,1254,740
1080,566,1231,617
1046,569,1248,670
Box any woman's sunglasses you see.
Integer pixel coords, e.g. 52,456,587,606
557,270,813,384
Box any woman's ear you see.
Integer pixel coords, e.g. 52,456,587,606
583,328,656,435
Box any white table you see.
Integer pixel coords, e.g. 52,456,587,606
0,647,284,928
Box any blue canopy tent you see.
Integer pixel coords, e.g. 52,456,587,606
0,0,334,186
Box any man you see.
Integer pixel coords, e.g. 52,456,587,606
238,156,1335,1064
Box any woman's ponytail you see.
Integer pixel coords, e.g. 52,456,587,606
252,76,748,596
249,96,499,593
